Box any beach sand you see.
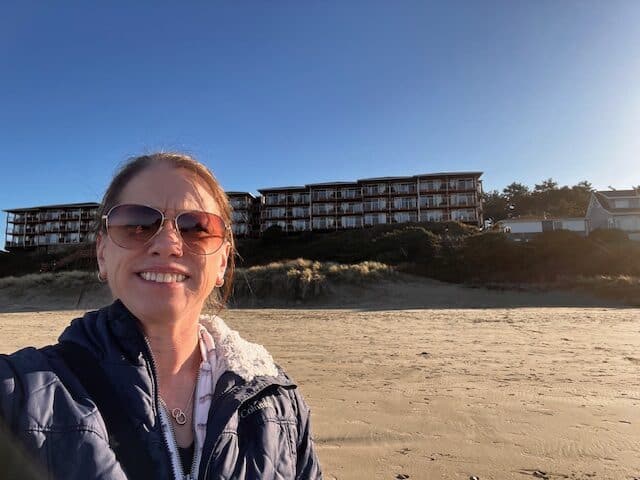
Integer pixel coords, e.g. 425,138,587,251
0,279,638,479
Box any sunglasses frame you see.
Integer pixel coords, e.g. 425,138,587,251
102,203,230,255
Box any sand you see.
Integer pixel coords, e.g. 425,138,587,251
0,280,638,479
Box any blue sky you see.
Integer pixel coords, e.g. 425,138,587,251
1,1,639,242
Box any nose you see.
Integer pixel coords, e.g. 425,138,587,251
148,218,183,257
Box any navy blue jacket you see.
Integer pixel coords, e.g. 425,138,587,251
0,301,322,479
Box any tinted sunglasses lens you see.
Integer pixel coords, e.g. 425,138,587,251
107,205,162,248
177,211,226,254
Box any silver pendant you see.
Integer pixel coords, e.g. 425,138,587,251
171,408,187,425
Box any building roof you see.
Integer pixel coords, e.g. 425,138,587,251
257,186,307,193
414,171,483,178
593,191,640,214
306,181,358,188
4,202,100,213
596,189,639,198
226,191,255,198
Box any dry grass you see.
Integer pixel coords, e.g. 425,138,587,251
232,258,396,303
0,271,97,291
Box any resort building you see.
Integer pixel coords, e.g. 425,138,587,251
258,172,483,233
4,203,99,252
3,172,484,248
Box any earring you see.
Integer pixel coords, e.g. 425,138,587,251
215,278,224,287
97,271,107,283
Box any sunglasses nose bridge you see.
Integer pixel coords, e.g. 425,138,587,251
153,214,183,244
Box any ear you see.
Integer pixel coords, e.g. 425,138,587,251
96,232,107,276
217,242,231,283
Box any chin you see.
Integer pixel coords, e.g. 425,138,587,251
124,298,195,324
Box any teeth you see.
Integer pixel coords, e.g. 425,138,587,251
139,272,186,283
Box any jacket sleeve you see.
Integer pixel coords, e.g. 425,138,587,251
0,353,48,480
0,354,23,431
292,389,323,480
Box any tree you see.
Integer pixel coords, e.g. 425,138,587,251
482,190,509,222
534,178,558,193
502,182,530,200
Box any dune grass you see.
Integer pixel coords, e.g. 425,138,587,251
0,261,397,305
0,271,97,291
232,259,396,302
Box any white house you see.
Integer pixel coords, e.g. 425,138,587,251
497,217,587,241
585,189,640,241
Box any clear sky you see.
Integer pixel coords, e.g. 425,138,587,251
1,1,639,242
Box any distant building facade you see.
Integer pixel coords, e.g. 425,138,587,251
498,217,588,242
586,189,640,240
257,172,483,233
227,192,260,237
4,203,99,252
3,172,484,249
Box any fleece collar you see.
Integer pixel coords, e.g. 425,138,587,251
198,314,278,382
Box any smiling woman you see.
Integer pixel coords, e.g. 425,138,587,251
0,152,322,480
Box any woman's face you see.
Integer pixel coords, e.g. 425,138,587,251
96,164,230,325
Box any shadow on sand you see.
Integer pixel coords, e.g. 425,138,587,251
0,278,630,314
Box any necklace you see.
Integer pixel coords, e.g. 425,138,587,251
160,381,197,426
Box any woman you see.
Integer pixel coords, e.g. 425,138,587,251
0,153,322,479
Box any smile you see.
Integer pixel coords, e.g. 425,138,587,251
138,272,187,283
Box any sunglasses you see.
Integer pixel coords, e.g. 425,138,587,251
102,204,229,255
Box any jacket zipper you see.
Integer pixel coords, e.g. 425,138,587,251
144,335,203,480
142,335,182,480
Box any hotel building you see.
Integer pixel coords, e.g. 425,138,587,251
3,172,483,249
258,172,483,233
4,203,99,252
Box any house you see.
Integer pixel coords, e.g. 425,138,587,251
498,217,587,242
586,189,640,240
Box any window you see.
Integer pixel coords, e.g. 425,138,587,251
291,207,310,217
449,193,475,206
393,197,417,209
450,209,477,222
363,213,387,226
232,211,248,222
362,184,387,196
339,202,363,214
312,189,336,201
391,183,416,194
312,217,335,229
339,216,362,228
264,207,286,219
230,198,248,209
424,179,442,192
363,198,387,211
392,212,417,223
265,193,287,205
312,203,335,215
232,224,248,235
338,188,360,199
420,210,446,222
289,192,310,204
290,219,311,231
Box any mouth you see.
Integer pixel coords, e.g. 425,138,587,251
137,272,188,283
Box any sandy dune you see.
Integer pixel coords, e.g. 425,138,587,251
0,282,638,479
